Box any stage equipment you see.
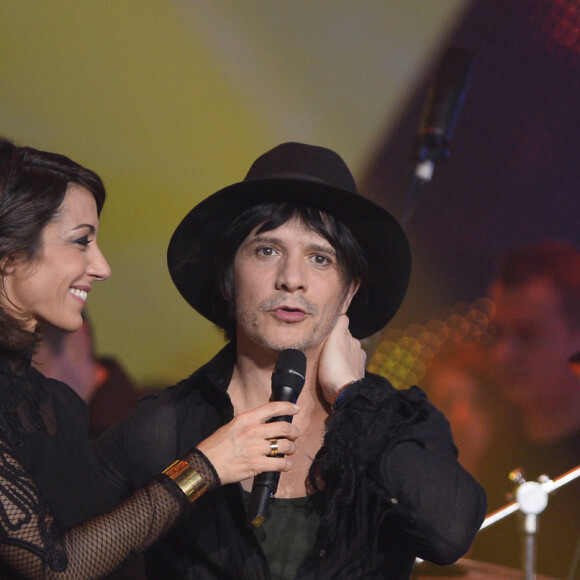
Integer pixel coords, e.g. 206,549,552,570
401,45,477,228
479,465,580,580
413,557,558,579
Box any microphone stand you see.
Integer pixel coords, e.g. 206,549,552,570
400,45,477,229
479,465,580,580
400,162,431,230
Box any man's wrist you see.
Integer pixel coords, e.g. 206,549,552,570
332,379,361,410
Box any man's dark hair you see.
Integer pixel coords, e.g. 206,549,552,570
495,239,580,330
214,202,368,341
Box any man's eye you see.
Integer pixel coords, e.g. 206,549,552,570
312,254,331,265
257,247,275,256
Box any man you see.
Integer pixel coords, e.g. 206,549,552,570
96,142,486,579
470,240,580,578
487,240,580,444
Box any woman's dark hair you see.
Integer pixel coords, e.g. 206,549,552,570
0,137,106,353
214,202,368,341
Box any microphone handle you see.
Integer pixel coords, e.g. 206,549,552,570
247,385,299,527
265,384,299,423
247,473,280,528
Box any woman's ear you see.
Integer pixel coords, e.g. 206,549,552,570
0,255,16,275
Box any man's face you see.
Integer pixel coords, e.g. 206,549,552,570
232,216,358,355
489,278,580,408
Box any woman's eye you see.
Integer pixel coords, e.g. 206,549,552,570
75,236,91,247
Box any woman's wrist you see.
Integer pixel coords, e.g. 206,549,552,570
161,460,208,503
159,448,220,504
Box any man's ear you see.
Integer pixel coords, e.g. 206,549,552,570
218,274,233,303
340,278,361,315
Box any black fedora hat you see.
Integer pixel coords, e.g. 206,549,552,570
167,142,411,339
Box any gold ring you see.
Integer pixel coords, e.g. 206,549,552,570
269,439,279,457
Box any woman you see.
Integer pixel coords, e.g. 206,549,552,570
0,137,299,579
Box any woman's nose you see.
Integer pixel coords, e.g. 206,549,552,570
88,244,111,281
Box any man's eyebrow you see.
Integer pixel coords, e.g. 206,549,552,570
248,233,336,255
308,243,336,256
247,233,282,245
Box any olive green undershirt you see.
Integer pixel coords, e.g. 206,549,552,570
242,490,320,580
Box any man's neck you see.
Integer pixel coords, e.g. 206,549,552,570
228,347,325,414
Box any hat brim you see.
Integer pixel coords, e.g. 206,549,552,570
167,177,411,339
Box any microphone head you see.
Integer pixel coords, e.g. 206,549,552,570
272,349,306,392
415,45,477,163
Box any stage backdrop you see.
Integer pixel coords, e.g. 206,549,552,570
362,0,580,378
0,1,467,387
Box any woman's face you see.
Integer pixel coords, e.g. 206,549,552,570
2,184,110,332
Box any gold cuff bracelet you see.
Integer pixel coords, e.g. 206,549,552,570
162,459,208,503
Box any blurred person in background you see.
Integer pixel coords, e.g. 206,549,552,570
421,343,500,482
34,315,146,578
33,313,142,438
470,240,580,579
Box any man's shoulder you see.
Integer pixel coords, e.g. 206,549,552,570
94,356,227,486
341,373,442,432
132,362,216,418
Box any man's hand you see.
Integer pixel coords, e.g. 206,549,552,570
318,314,366,405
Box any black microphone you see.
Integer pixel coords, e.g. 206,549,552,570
414,45,477,172
401,45,477,228
247,348,306,528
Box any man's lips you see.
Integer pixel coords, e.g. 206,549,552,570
271,306,308,322
260,295,317,321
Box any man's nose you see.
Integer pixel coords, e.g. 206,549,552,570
275,255,307,292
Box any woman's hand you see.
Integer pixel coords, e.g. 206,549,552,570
196,401,300,485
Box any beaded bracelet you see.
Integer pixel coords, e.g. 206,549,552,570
332,379,358,410
162,459,208,503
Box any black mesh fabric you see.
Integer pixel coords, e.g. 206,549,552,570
0,352,218,579
0,438,216,579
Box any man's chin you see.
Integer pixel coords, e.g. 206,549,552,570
259,333,321,356
241,318,329,356
266,340,312,354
